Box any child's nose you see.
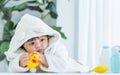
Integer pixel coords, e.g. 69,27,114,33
35,42,41,49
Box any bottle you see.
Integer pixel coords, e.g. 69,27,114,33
99,45,110,72
110,46,120,73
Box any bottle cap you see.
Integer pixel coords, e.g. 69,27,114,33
103,45,109,48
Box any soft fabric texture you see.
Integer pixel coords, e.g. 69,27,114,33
5,14,89,73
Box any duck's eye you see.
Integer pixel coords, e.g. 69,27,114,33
33,56,36,58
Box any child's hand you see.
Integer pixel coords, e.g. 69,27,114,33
19,53,29,68
37,53,49,68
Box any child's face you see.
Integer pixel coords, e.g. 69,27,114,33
23,35,49,54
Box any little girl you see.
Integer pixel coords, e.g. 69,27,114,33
5,14,89,73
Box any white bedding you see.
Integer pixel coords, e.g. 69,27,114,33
0,73,120,75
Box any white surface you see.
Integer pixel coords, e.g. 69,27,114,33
112,0,120,46
57,0,76,58
77,0,113,68
0,73,120,75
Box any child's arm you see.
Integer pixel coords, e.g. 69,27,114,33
38,53,49,68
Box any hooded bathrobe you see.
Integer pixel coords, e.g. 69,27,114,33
5,14,89,73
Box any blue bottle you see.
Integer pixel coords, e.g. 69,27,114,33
110,46,120,73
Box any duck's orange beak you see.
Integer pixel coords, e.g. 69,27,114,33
32,59,36,63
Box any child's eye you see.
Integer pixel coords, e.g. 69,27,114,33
29,42,35,45
40,39,44,42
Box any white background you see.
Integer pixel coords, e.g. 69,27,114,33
1,0,120,73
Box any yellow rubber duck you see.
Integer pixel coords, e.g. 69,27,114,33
93,65,109,73
26,53,40,68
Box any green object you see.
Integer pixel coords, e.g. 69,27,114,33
0,41,10,58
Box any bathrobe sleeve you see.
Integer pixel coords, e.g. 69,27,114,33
40,43,90,72
8,53,29,72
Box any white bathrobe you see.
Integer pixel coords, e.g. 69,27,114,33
5,14,89,73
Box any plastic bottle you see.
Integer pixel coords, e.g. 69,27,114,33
99,45,110,72
110,46,120,73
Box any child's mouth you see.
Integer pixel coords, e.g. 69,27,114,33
37,49,44,54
